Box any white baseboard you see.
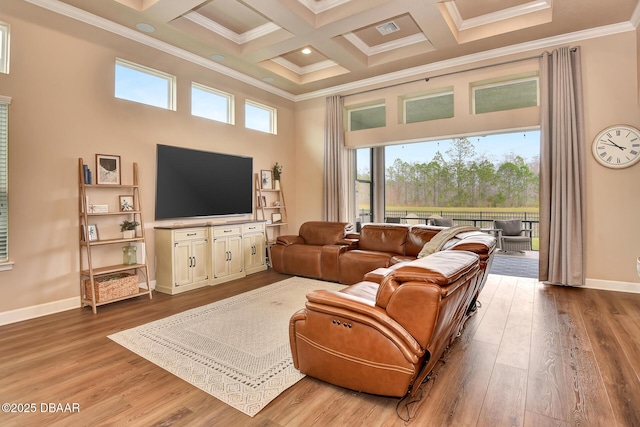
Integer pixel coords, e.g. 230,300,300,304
0,297,80,326
0,280,156,326
584,278,640,294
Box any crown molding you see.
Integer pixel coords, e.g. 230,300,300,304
271,57,339,75
24,0,295,101
297,0,351,14
24,0,638,103
343,32,429,56
443,0,552,31
183,11,281,45
294,21,635,101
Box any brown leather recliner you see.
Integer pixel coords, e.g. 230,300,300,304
270,221,353,282
289,250,480,398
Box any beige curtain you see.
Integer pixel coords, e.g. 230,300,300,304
323,95,346,221
539,46,585,286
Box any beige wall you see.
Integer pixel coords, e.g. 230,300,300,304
1,0,640,320
296,32,640,286
0,1,295,314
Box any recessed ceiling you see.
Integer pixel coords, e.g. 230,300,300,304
32,0,640,99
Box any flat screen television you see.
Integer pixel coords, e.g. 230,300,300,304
155,144,253,220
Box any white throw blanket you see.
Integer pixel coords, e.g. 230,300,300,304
418,225,479,258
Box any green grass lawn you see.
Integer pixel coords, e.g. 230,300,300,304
384,206,539,213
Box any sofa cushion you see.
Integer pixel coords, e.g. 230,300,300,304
338,250,397,285
358,224,408,254
298,221,350,246
405,226,441,257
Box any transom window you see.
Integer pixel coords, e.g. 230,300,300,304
115,58,176,110
348,103,386,131
402,89,454,124
245,100,277,134
472,75,539,114
191,83,234,124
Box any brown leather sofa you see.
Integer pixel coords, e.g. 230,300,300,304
289,250,481,397
272,222,496,297
270,221,353,282
338,223,495,287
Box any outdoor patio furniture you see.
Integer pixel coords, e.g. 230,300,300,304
493,219,532,252
431,217,454,227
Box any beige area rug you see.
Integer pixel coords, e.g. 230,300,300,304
108,277,344,417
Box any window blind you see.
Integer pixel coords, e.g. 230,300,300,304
0,99,9,262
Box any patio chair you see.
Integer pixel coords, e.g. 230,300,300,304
385,217,401,223
431,217,454,227
493,219,532,252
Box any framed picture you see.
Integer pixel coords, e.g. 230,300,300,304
271,213,282,223
86,224,99,241
260,195,267,207
119,195,134,211
261,169,273,189
96,154,121,185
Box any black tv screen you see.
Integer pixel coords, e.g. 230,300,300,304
155,144,253,220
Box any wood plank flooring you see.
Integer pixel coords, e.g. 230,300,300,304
1,270,639,426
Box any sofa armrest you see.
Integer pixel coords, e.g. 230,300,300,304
304,289,423,362
336,238,358,249
320,244,349,282
276,235,304,246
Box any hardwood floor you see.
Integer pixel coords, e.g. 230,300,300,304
1,270,639,426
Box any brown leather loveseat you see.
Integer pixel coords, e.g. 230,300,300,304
289,250,481,397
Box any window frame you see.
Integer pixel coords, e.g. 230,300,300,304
0,96,11,269
0,22,10,74
191,82,235,125
114,58,177,111
471,75,539,115
347,102,386,131
402,89,454,124
244,99,277,134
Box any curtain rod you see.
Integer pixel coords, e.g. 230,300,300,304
342,49,575,99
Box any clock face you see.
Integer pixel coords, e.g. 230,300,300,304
592,125,640,169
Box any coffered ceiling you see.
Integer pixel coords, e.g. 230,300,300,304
27,0,640,100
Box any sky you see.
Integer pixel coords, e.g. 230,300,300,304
357,130,541,171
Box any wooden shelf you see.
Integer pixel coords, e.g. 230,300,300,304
81,263,147,276
82,211,142,217
82,237,144,246
80,287,152,307
255,173,288,244
78,158,152,314
80,184,139,189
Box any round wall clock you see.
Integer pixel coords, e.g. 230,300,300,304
592,124,640,169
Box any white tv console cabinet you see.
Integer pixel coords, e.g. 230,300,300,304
155,221,267,295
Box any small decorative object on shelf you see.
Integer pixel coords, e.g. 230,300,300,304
86,224,99,241
122,245,137,265
95,154,121,185
88,204,108,213
272,162,282,190
119,195,134,211
120,219,139,239
83,164,92,184
260,169,273,189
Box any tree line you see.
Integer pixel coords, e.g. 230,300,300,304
364,138,539,208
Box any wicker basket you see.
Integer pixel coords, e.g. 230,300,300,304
84,273,139,302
